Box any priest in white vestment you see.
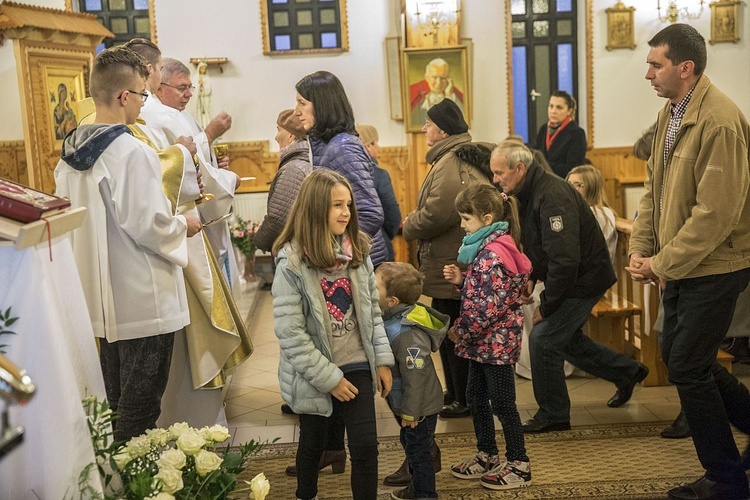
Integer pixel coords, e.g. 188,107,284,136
140,57,242,300
121,40,252,428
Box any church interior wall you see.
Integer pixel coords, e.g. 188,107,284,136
0,0,748,150
592,0,750,147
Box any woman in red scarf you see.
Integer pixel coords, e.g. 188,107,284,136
533,91,587,179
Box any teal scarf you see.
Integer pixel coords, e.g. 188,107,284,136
457,221,508,264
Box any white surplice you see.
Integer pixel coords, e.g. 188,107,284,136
54,131,190,341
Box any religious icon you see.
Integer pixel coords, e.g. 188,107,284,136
195,61,213,129
402,46,470,132
605,2,636,51
45,66,86,150
710,0,740,44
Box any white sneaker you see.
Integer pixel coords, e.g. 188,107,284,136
450,451,501,479
480,460,532,490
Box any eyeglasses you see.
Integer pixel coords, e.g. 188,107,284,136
570,182,585,189
160,82,195,93
117,89,149,103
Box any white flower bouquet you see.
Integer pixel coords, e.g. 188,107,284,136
82,397,272,500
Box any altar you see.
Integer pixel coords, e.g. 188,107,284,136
0,235,105,498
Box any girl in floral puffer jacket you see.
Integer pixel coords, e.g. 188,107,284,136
442,183,533,491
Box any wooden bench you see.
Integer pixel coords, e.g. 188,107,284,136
589,293,641,355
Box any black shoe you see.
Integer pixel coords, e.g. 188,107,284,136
285,449,346,477
439,401,471,418
722,338,750,364
521,417,571,434
608,364,649,408
660,411,691,439
390,486,416,500
281,403,296,415
668,476,750,500
443,391,455,406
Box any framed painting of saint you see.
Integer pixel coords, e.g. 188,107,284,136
402,46,470,133
44,66,86,149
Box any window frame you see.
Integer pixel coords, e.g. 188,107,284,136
66,0,157,47
259,0,349,56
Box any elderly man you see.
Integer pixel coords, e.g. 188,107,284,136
490,140,648,434
409,58,464,127
117,40,251,429
140,58,241,297
627,24,750,500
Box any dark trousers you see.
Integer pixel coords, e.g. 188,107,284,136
467,361,528,462
296,370,378,500
432,298,469,406
99,332,175,442
661,268,750,486
400,414,438,499
529,294,640,423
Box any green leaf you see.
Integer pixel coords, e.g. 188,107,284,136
5,317,18,326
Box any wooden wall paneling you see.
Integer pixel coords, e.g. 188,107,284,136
225,141,276,194
587,146,647,217
0,141,28,186
377,145,410,262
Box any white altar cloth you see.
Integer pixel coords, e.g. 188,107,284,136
0,237,105,499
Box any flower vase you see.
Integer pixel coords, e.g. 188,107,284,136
244,252,257,282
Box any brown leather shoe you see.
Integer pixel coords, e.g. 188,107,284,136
383,441,442,486
285,449,346,477
384,457,411,486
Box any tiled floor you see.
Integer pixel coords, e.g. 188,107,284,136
226,282,750,446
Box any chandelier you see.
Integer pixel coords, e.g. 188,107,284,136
412,1,460,46
656,0,705,23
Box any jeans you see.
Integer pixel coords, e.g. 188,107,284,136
529,295,640,423
432,298,469,406
466,362,528,462
661,268,750,486
99,332,175,442
400,414,438,499
296,370,378,500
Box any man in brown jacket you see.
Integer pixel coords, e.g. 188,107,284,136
627,24,750,500
403,99,491,425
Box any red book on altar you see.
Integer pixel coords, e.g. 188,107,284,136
0,178,71,223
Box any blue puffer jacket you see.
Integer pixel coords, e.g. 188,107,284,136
310,133,388,266
272,242,395,417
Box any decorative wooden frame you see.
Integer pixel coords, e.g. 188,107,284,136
65,0,157,44
710,0,740,44
385,37,404,121
44,66,87,150
259,0,349,56
605,1,636,51
402,46,470,133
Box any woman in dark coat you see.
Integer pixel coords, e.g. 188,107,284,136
533,90,587,179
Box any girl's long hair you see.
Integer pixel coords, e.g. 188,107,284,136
295,71,356,143
455,183,523,251
272,169,370,268
567,164,617,230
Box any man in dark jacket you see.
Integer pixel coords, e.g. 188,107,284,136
403,100,491,424
490,140,648,433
